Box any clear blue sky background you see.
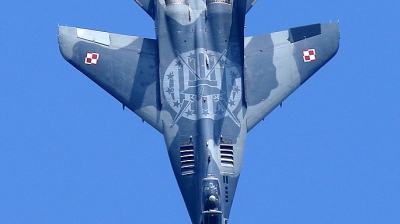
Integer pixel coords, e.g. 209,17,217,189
1,0,399,223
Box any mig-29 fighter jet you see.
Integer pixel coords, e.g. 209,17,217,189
58,0,339,223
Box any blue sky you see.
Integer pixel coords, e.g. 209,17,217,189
1,0,399,223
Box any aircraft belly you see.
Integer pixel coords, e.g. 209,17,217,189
59,0,339,222
157,1,247,223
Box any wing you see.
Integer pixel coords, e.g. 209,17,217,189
58,26,163,133
244,22,340,131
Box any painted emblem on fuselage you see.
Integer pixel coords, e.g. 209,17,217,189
163,48,241,127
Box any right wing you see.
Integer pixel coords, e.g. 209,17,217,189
58,26,163,133
244,22,340,131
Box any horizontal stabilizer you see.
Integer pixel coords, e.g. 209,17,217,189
244,22,340,131
58,26,163,133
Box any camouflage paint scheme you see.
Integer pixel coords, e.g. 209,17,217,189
58,0,339,223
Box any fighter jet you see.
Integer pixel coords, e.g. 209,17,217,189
58,0,339,223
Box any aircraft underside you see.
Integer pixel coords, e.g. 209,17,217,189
58,0,339,223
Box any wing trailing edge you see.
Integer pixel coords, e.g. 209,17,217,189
244,22,340,131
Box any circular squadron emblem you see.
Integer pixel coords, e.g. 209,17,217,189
163,48,241,127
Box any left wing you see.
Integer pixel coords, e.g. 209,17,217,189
244,22,340,131
58,27,163,133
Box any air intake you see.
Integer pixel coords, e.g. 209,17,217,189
180,145,195,175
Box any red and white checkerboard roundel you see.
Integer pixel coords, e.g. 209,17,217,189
302,49,316,62
85,52,99,65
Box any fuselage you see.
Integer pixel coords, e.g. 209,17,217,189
156,0,247,223
58,0,340,222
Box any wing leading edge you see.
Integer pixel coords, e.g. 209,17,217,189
58,26,163,133
244,22,340,131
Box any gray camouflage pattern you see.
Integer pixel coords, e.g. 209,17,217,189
58,0,339,223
